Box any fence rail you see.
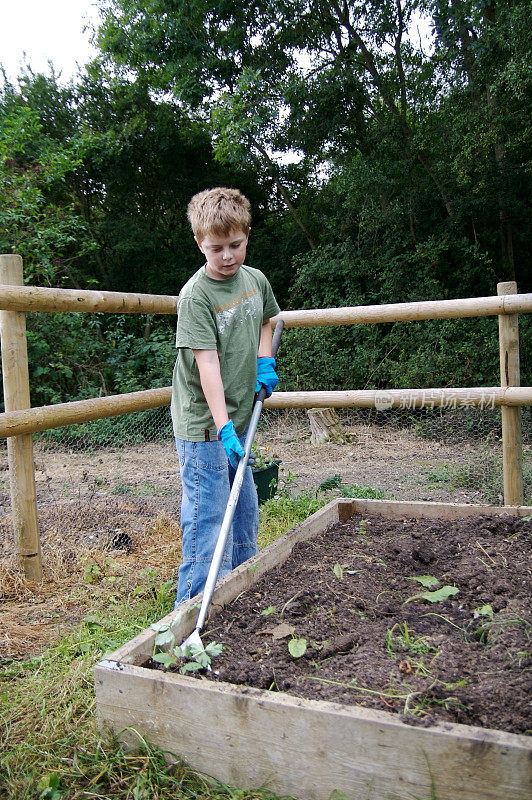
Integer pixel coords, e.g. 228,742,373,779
0,253,530,579
1,282,531,323
0,387,531,440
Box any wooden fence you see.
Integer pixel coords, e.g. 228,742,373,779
1,253,530,579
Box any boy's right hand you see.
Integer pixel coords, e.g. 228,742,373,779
217,420,245,469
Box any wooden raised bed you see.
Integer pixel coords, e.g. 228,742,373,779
94,499,532,800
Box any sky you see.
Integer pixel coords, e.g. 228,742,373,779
0,0,101,85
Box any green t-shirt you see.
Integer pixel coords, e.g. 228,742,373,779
170,264,280,441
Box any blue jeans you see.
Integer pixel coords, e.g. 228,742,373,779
174,432,259,606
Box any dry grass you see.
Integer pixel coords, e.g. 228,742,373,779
0,497,182,660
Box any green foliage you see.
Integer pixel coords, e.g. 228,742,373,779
22,312,176,409
385,622,434,657
151,621,224,673
0,79,94,285
257,491,327,550
1,1,531,409
338,484,386,500
318,474,342,492
404,585,460,605
288,636,307,658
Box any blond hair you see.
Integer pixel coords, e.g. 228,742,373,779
187,187,251,241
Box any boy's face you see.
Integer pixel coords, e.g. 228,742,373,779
196,228,249,281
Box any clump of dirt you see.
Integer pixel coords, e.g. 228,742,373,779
171,513,531,735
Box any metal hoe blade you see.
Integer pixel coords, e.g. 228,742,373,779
180,319,284,654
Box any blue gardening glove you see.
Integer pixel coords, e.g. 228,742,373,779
255,357,278,397
217,420,245,469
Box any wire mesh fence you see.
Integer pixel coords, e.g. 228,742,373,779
0,398,530,589
259,405,531,505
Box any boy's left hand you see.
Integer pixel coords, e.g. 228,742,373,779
255,357,278,397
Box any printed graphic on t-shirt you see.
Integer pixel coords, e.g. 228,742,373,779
215,288,261,334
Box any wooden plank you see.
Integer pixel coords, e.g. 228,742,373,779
0,283,177,314
94,663,532,800
0,387,172,439
2,386,531,439
272,292,532,328
265,386,532,409
0,255,42,580
347,498,530,520
2,285,531,323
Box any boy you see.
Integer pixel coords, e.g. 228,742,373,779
171,187,280,605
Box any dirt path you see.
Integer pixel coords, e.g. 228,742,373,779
1,413,500,511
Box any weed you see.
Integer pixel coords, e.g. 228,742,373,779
472,615,531,645
112,482,131,495
338,484,386,500
257,491,327,549
403,585,459,605
424,464,450,486
315,473,386,500
445,440,502,502
385,623,434,656
288,636,307,658
318,474,342,491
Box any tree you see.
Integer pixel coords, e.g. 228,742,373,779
0,73,93,286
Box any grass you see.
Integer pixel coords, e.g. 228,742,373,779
257,491,328,549
0,570,180,800
1,487,341,800
423,449,532,504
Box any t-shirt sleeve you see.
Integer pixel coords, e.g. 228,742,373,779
176,296,218,350
261,277,281,321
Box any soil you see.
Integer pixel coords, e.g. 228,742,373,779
171,512,532,736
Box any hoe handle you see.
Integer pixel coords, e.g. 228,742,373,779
193,319,284,634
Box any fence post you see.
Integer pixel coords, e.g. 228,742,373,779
497,281,524,506
0,254,42,580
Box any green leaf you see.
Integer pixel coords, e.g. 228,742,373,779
150,622,170,633
38,773,61,794
179,661,204,673
205,641,223,658
473,604,494,619
154,629,175,648
288,637,307,658
152,652,178,668
406,575,439,588
333,563,344,579
404,586,459,604
261,605,277,616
